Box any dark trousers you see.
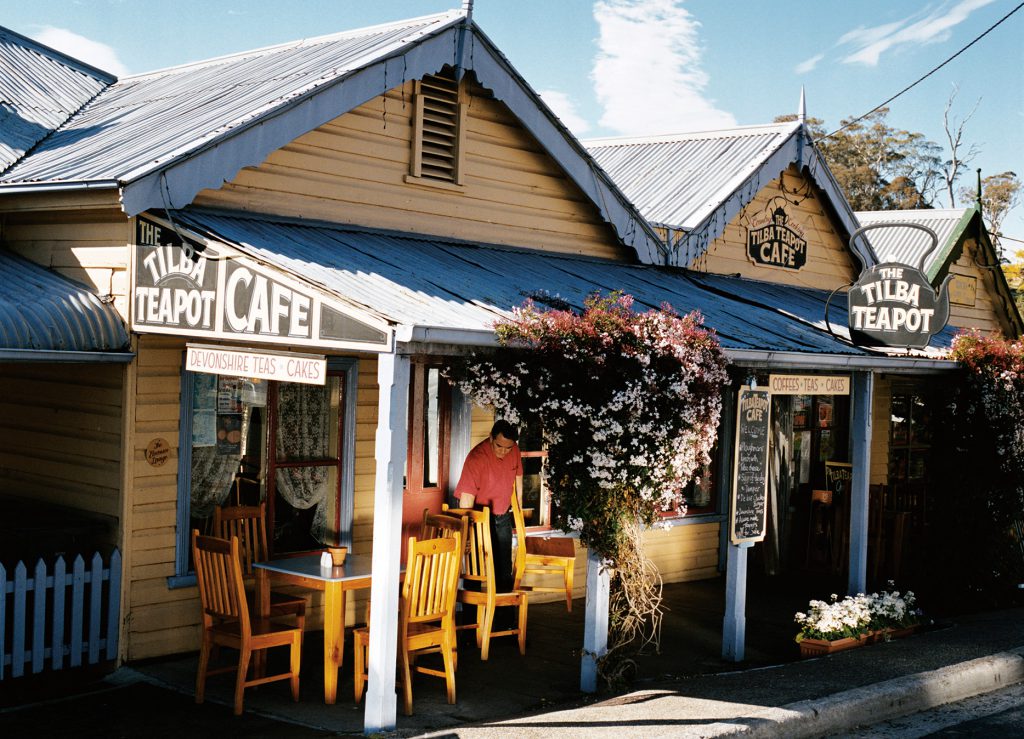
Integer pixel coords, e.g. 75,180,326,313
490,510,514,593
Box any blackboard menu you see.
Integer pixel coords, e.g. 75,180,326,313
730,387,771,544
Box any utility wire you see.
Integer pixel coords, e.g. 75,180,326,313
821,1,1024,141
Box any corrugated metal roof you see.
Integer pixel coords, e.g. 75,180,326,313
0,249,129,353
0,12,462,185
585,123,798,230
0,14,664,264
173,208,886,356
0,26,113,173
855,208,969,272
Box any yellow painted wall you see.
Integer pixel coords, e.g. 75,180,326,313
0,362,124,548
194,79,630,260
691,165,858,291
1,208,132,320
945,238,1017,336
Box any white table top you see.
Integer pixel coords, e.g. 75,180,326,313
253,551,372,582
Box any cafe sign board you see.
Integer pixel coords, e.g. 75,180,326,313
730,386,771,545
847,223,950,350
747,205,807,270
768,374,850,395
132,216,393,352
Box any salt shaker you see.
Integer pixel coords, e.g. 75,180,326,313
320,551,333,570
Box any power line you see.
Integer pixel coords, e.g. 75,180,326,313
821,1,1024,141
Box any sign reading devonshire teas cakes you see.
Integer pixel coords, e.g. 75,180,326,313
132,216,392,352
730,386,771,545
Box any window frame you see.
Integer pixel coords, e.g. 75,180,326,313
170,355,358,588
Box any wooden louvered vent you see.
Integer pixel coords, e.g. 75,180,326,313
411,73,465,185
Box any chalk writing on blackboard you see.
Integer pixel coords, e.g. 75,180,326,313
730,387,771,544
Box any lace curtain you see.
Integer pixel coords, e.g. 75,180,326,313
276,383,331,544
190,405,249,518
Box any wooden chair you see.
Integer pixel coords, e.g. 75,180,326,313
191,530,301,715
442,505,528,660
353,534,462,716
213,501,306,631
422,509,470,546
511,492,576,611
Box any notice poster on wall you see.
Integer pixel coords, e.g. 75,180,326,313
730,386,771,545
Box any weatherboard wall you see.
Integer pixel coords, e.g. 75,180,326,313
193,79,630,261
943,237,1013,336
688,165,858,290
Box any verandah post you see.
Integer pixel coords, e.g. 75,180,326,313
848,370,874,595
364,350,410,733
580,549,609,692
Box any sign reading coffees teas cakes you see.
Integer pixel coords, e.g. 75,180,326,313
730,387,771,545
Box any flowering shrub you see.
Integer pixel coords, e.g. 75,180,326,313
923,331,1024,608
446,293,728,684
447,292,728,559
795,586,923,643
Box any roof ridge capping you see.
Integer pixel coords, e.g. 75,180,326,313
0,24,117,83
583,120,799,148
121,9,466,80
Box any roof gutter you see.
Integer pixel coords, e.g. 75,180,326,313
0,180,120,194
726,347,956,374
396,325,498,347
0,349,135,363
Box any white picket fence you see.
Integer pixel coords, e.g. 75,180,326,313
1,549,121,679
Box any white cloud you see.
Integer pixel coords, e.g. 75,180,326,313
592,0,735,135
34,26,130,77
839,0,996,67
539,89,591,135
794,53,824,75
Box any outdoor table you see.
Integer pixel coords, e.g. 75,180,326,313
254,552,372,704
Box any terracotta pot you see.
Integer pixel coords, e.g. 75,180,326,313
798,634,868,658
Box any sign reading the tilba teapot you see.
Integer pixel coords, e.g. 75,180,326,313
846,223,950,350
768,375,850,395
132,215,392,352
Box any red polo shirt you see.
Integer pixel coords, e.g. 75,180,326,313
455,438,522,514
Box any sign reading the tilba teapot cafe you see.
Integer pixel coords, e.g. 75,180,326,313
747,205,807,270
132,216,392,352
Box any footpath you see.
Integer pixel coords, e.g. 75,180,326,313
2,596,1023,737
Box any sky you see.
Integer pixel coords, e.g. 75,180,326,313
5,0,1023,248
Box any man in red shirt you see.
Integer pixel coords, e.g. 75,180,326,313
455,420,523,594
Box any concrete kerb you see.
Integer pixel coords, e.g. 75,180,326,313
715,646,1024,737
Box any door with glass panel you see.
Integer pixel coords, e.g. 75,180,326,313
401,360,451,557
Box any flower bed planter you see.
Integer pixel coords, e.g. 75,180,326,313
798,635,869,658
799,625,919,657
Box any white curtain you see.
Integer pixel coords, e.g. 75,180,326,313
275,383,330,544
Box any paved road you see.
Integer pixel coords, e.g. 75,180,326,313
831,682,1024,738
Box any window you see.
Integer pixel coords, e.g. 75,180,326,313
409,70,465,186
405,360,451,496
518,419,550,528
892,390,933,489
173,358,357,584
